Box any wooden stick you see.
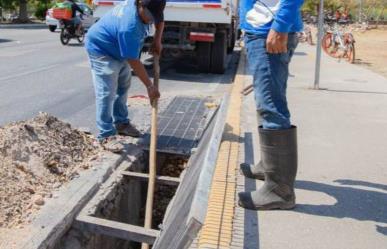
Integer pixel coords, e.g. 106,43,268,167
142,55,160,249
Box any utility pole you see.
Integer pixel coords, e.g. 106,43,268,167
314,0,324,90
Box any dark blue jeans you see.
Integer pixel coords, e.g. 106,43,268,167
245,33,298,129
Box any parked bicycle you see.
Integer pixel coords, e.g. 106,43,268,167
298,25,314,45
321,22,355,64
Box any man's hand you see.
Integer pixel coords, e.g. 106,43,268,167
150,40,163,57
147,85,160,104
128,59,160,105
266,29,288,54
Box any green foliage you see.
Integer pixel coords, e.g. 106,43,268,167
303,0,386,14
302,0,349,15
34,2,47,19
0,0,17,10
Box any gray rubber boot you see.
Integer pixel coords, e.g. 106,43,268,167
239,110,265,181
238,126,298,210
239,161,265,180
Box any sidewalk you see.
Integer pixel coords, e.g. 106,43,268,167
0,23,46,29
233,43,387,249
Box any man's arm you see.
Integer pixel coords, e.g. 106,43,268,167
271,0,303,33
74,3,84,15
128,59,160,102
267,0,303,54
151,21,165,56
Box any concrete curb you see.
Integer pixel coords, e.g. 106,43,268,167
0,23,46,29
0,143,143,249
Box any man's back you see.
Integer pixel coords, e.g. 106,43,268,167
86,0,147,61
239,0,304,35
64,0,84,18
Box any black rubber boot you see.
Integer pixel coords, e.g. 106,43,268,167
240,161,265,180
238,126,298,210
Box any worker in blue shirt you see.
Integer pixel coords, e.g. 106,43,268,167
238,0,304,210
85,0,165,151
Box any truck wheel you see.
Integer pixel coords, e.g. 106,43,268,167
211,31,227,74
227,30,236,54
227,22,236,54
197,42,211,73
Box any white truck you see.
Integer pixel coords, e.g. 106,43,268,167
93,0,238,73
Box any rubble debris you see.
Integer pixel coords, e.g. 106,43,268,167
152,156,188,228
0,112,99,229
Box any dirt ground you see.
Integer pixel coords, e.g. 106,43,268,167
309,25,387,78
352,27,387,78
0,113,99,229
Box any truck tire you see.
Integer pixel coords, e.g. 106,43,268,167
197,42,211,73
227,21,236,54
227,29,236,54
210,31,227,74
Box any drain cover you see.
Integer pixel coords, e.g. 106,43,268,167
142,96,218,155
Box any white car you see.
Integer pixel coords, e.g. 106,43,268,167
45,3,97,32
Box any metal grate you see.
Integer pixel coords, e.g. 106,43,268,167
142,96,218,155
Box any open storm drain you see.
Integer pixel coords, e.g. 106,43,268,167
55,95,228,249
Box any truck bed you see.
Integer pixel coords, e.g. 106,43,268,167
93,0,234,24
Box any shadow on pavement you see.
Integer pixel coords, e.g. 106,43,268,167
334,179,387,192
294,51,308,56
295,180,387,235
324,89,387,95
143,50,240,85
67,43,85,47
243,132,260,248
354,59,372,66
0,38,14,43
376,225,387,236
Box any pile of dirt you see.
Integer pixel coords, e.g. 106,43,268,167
0,112,99,229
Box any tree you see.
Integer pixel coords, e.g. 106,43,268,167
18,0,28,22
302,0,386,18
0,0,51,22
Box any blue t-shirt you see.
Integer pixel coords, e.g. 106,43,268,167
86,0,148,61
239,0,304,36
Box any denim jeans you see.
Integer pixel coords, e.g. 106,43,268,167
88,53,131,139
245,33,298,130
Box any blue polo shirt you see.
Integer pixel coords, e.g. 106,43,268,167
240,0,304,36
86,0,147,61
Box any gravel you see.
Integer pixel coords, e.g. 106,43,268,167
0,112,99,228
152,156,188,228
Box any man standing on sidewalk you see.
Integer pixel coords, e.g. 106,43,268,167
238,0,304,210
85,0,165,150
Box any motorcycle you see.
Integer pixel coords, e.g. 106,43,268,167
59,16,85,45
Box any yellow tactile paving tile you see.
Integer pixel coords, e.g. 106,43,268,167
198,54,246,249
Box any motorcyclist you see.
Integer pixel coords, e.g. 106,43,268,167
65,0,84,35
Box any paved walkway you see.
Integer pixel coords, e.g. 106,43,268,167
232,43,387,248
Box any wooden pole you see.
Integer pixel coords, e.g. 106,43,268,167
142,55,160,249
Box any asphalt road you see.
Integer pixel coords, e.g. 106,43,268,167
0,28,238,135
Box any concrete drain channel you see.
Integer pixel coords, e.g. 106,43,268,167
66,153,187,249
23,95,229,249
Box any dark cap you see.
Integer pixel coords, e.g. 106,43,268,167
138,0,166,24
